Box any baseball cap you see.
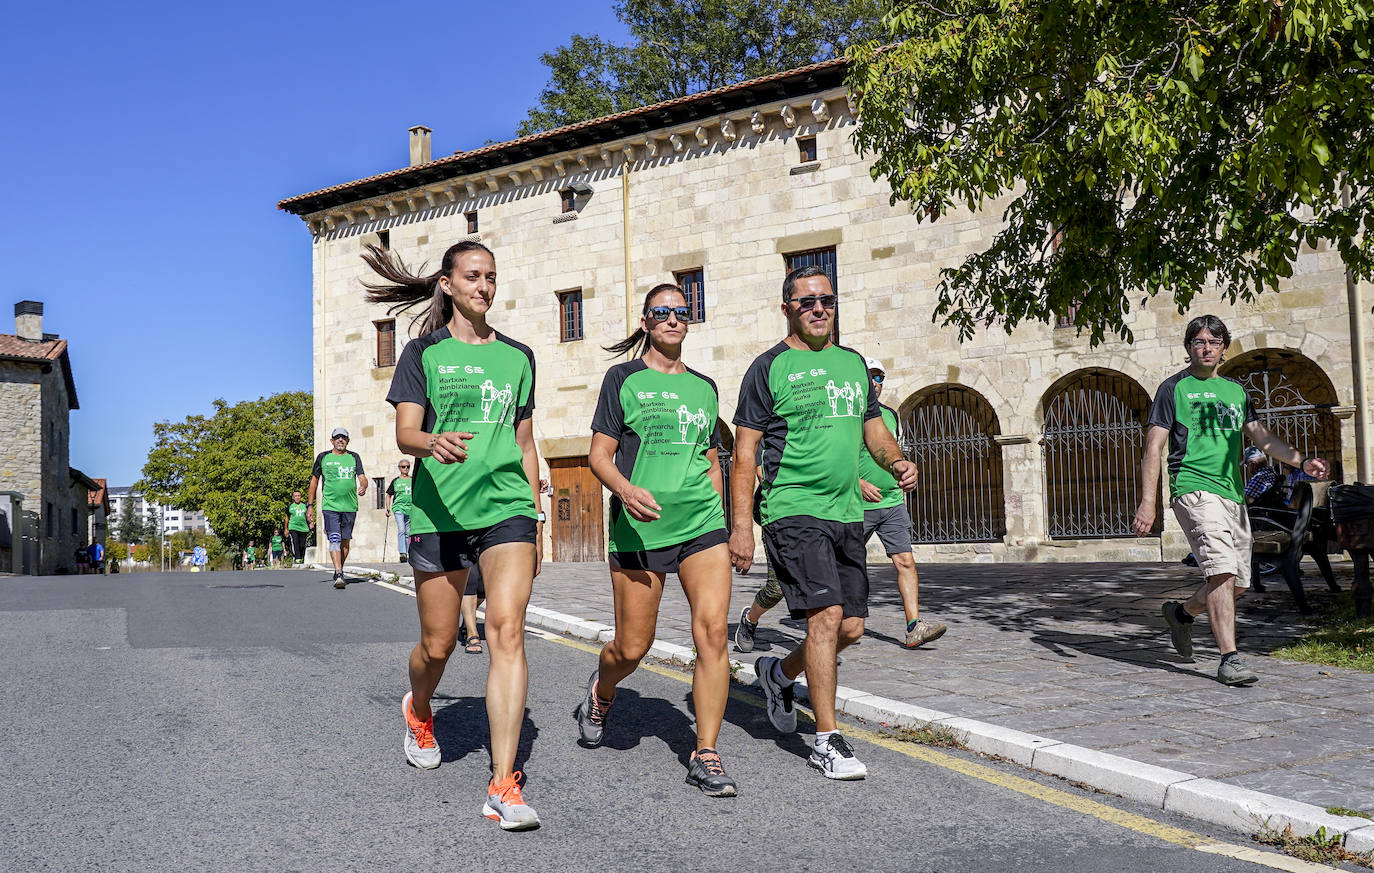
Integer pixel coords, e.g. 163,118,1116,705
1243,447,1265,463
864,356,886,373
330,427,350,439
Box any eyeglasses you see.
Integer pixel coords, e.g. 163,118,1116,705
398,465,410,470
789,294,837,311
871,373,886,384
647,306,691,322
1189,339,1225,349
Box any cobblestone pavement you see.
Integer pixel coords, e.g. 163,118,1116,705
349,557,1374,814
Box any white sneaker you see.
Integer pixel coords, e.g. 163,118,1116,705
754,656,797,733
482,772,540,830
402,691,441,769
808,733,867,780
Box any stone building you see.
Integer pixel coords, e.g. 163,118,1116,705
0,301,92,574
279,58,1372,565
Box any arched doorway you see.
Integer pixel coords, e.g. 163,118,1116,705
1220,350,1341,477
1041,369,1158,538
900,385,1006,544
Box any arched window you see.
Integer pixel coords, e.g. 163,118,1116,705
1220,350,1342,478
1042,369,1156,538
900,385,1006,543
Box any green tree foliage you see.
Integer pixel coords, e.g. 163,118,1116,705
850,0,1374,344
115,505,156,545
139,392,313,549
518,0,885,135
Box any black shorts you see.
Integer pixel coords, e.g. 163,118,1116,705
609,528,728,575
762,516,869,620
407,516,537,575
464,564,485,597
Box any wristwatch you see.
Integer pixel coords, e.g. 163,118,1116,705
537,512,547,523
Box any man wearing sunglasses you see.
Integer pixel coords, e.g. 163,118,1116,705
385,459,414,564
731,266,918,780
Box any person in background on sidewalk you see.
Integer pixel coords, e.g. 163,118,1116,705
1241,447,1279,506
461,564,485,654
269,529,285,567
736,358,946,651
87,539,104,575
1132,315,1327,686
576,283,736,797
244,540,258,570
309,427,367,589
385,459,414,564
731,267,918,780
369,238,544,830
285,489,312,565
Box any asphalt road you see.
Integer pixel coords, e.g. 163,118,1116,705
0,570,1312,872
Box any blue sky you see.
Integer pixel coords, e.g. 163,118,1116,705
0,0,628,486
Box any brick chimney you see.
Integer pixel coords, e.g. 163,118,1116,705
14,300,42,341
409,125,432,166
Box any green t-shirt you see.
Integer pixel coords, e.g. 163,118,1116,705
857,404,905,510
246,546,257,560
270,535,284,552
312,450,365,512
387,476,413,514
734,342,880,525
287,501,310,532
386,327,537,534
591,360,726,552
1147,370,1257,503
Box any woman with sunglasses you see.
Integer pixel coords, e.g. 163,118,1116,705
366,240,543,830
576,283,737,797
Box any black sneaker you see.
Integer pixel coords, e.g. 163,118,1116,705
574,671,612,747
399,554,408,564
333,572,346,589
685,748,738,797
734,606,757,653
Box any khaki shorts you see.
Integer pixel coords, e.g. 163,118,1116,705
1171,490,1252,588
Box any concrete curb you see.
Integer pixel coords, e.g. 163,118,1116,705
341,562,1374,850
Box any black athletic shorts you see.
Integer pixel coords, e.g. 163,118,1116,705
609,528,727,575
761,516,869,620
407,516,537,575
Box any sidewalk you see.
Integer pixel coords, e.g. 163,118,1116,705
340,557,1374,846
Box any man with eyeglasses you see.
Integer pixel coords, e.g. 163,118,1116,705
385,458,414,564
308,427,368,589
731,266,918,779
1132,315,1327,686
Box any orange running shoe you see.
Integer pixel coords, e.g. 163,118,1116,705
402,691,440,769
482,771,541,830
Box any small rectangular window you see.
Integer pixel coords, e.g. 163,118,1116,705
560,189,576,214
72,506,79,535
375,319,396,368
798,136,817,163
377,230,391,250
674,268,706,323
46,503,53,537
784,246,839,343
558,290,584,342
466,211,479,234
373,478,386,510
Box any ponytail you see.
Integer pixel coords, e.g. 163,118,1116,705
362,240,495,336
603,283,685,358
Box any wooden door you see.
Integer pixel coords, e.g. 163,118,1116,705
549,457,604,563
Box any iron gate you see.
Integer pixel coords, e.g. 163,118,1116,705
1042,370,1155,538
1222,352,1341,477
900,386,1006,543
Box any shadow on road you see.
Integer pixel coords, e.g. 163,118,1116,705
431,695,539,773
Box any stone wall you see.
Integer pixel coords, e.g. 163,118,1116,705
300,86,1369,564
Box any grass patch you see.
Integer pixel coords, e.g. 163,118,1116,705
889,723,966,749
1253,824,1374,869
1328,806,1373,819
1270,598,1374,673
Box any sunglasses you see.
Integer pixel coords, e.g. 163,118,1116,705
871,373,886,384
647,306,691,322
789,294,837,311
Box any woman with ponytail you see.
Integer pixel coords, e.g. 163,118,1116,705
369,241,543,830
576,283,737,797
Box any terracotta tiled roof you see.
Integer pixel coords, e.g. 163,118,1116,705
0,333,65,361
278,56,849,215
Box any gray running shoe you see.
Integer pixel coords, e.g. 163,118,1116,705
904,619,947,649
808,733,867,780
482,772,540,830
685,748,738,797
574,671,611,747
734,607,757,653
1217,656,1259,686
401,691,440,770
754,656,797,733
1161,600,1194,661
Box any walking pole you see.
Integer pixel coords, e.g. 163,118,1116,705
382,515,390,564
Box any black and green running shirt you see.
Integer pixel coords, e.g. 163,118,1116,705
856,403,905,510
312,450,365,512
734,342,880,526
591,360,726,552
386,476,413,514
1147,370,1257,503
287,502,310,532
386,327,537,534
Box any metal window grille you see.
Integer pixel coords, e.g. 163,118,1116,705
1042,370,1155,538
375,319,396,368
900,386,1007,543
1221,352,1342,480
559,290,584,342
784,246,839,343
675,268,706,322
